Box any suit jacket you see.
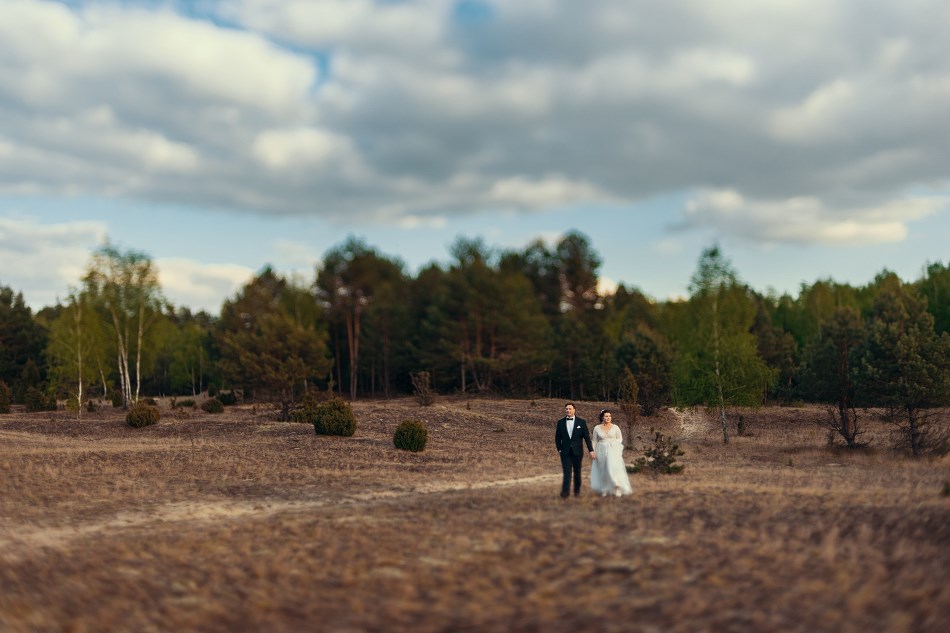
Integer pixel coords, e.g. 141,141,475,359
554,416,594,457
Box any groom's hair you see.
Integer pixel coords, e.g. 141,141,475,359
565,402,576,409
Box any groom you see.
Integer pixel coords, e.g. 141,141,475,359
554,402,595,498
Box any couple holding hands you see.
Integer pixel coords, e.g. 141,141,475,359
554,402,633,498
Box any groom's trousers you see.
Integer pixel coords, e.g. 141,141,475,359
560,451,583,496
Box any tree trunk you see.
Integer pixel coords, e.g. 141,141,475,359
712,293,729,444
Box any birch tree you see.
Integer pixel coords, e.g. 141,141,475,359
674,246,775,443
47,289,105,416
83,243,165,408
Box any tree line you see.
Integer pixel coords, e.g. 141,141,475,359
1,232,949,452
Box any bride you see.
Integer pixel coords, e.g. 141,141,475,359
590,409,633,497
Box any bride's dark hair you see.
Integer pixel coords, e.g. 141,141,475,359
599,408,611,422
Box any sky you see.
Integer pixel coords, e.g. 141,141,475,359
1,0,948,314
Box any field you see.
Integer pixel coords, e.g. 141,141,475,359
1,398,949,633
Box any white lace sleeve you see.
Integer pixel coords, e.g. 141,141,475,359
591,425,600,450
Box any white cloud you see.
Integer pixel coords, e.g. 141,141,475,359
0,215,107,307
155,258,254,314
0,0,949,243
489,175,605,209
683,188,945,245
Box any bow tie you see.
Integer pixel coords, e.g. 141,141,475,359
567,418,575,422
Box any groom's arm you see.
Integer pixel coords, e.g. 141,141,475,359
581,422,594,455
554,420,562,451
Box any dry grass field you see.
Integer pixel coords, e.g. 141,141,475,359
1,397,949,633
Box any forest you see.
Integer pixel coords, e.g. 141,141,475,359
2,231,949,453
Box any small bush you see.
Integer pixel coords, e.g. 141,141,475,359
86,399,97,413
394,419,428,452
201,398,224,414
311,398,356,437
173,398,196,409
110,389,124,408
0,381,11,414
126,402,160,428
217,391,238,406
411,371,435,406
142,397,158,406
207,384,219,397
24,387,57,412
628,427,685,475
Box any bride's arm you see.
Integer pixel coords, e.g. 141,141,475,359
591,424,600,451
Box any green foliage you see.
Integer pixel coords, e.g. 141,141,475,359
0,286,47,391
0,380,11,413
216,269,332,417
673,247,776,429
854,283,950,456
172,398,196,409
393,419,428,452
629,427,685,475
207,383,219,398
126,402,160,428
615,328,672,416
24,386,56,412
110,388,124,408
201,398,224,414
83,242,166,411
86,399,97,413
310,398,357,437
217,391,238,406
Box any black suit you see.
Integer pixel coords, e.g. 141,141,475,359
554,416,594,496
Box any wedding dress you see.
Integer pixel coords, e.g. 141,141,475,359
590,424,633,496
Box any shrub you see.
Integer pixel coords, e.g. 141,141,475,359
207,384,219,397
126,402,160,428
201,398,224,414
411,371,435,406
25,386,57,412
110,388,124,408
628,427,685,475
86,399,97,413
217,391,238,406
0,381,11,414
311,398,356,437
172,398,196,409
393,419,428,452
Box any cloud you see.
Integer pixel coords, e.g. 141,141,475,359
682,188,945,245
155,258,254,314
0,215,107,308
1,0,948,242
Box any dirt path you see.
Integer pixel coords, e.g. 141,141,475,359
0,474,560,562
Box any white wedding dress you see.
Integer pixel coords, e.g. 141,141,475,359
590,424,633,496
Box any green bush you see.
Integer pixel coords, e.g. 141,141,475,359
217,391,238,406
207,384,219,397
201,398,224,414
393,419,428,452
86,399,97,413
172,398,196,409
110,388,124,408
628,427,685,475
126,402,160,428
0,380,11,414
24,386,57,412
311,398,356,437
